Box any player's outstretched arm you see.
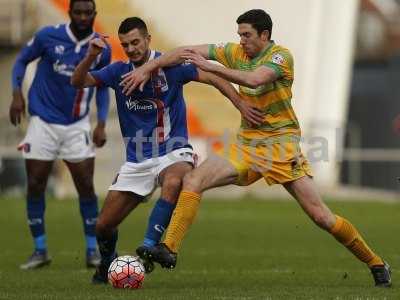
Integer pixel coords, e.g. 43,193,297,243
182,51,278,88
71,36,109,88
196,69,264,127
121,45,209,95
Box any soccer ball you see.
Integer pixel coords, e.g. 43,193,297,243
107,255,145,289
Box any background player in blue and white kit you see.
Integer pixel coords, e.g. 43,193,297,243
9,0,111,269
71,17,262,283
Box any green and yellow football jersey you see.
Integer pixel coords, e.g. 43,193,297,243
209,42,301,142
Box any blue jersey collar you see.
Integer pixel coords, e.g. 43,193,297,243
65,23,95,53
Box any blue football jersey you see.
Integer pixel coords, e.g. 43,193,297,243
91,50,198,162
12,23,111,125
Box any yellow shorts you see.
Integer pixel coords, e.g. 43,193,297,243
217,136,313,186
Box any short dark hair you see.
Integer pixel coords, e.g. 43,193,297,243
118,17,148,35
236,9,273,38
69,0,96,10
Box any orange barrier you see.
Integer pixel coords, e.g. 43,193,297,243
187,107,217,137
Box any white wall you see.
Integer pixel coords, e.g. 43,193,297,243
303,1,359,186
128,0,360,187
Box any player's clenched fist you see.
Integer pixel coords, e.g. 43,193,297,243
87,35,109,57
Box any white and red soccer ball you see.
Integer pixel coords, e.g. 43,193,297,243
107,255,145,289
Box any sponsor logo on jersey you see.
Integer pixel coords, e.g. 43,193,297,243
125,98,157,112
53,59,75,76
55,45,65,55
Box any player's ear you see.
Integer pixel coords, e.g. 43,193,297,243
261,30,269,41
147,34,152,44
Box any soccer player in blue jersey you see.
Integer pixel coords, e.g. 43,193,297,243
71,16,263,283
9,0,111,269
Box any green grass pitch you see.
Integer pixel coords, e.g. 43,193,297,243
0,196,399,300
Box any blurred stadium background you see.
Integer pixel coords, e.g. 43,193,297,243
1,0,400,199
1,1,400,299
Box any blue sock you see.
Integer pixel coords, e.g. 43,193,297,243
97,230,118,266
86,236,97,256
79,196,98,251
27,195,47,252
34,235,47,254
143,198,176,247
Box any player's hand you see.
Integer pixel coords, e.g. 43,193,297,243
181,50,215,72
9,90,26,126
93,122,107,147
120,66,151,95
236,101,264,127
88,35,109,57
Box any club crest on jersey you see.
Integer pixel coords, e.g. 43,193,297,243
271,53,285,65
216,42,227,49
55,45,65,55
153,68,169,92
126,98,157,112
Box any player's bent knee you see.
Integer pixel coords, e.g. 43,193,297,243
162,175,183,192
161,175,184,202
182,171,202,193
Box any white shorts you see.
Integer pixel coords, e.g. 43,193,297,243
109,147,195,199
18,116,95,162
